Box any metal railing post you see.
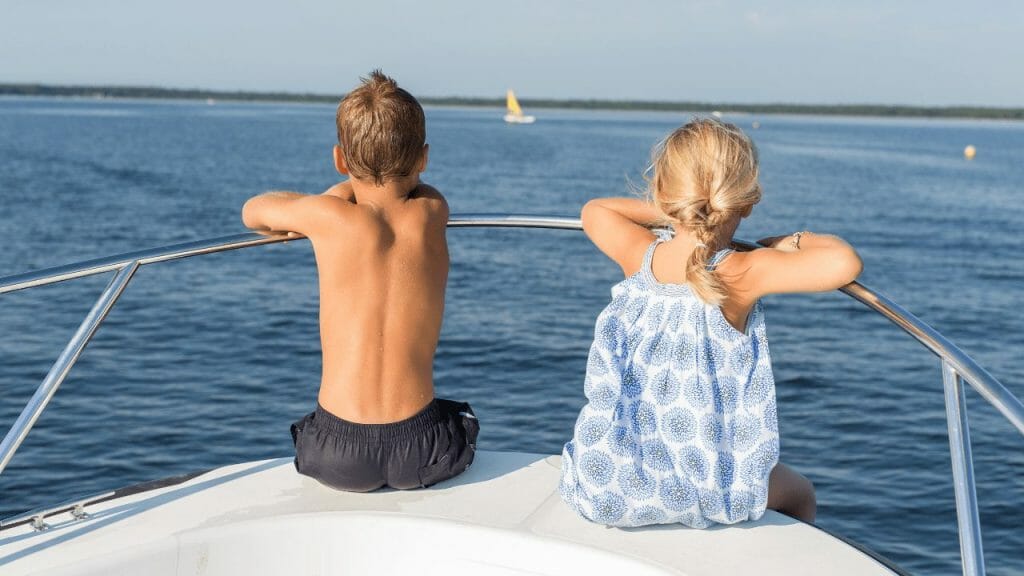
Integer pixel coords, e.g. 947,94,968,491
943,360,986,576
0,261,140,476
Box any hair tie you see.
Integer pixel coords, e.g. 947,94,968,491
695,241,708,248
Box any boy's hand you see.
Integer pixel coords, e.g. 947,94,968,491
252,228,304,240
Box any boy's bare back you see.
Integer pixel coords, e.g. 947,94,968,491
313,181,449,423
241,177,448,423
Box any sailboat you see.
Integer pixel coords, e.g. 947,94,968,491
504,89,536,124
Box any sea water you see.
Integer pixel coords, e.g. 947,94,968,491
0,97,1022,575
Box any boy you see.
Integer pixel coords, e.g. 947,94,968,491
241,70,477,492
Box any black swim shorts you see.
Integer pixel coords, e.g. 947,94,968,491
290,398,478,492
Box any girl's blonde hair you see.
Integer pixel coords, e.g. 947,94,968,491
647,118,762,305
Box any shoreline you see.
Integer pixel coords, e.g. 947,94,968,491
2,82,1022,121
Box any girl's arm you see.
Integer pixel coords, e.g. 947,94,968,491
743,232,863,296
581,197,663,276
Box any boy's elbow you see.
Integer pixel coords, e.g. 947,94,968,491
241,199,256,228
241,197,265,230
580,199,605,229
580,199,596,219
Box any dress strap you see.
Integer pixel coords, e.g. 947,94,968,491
706,248,734,270
641,239,663,273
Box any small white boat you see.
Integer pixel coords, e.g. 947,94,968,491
1,214,1021,575
504,89,535,124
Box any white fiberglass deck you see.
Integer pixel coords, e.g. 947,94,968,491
0,450,900,576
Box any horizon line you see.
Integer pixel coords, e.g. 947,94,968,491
2,82,1022,121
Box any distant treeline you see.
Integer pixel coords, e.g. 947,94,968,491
2,83,1022,121
0,83,339,105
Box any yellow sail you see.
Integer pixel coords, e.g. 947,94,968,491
506,89,523,117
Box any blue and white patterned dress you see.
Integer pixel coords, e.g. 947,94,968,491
560,237,779,528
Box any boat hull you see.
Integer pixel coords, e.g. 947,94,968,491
0,451,904,575
504,114,536,124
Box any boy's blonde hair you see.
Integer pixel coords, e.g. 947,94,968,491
647,118,762,305
336,70,426,186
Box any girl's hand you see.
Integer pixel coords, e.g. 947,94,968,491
757,233,804,253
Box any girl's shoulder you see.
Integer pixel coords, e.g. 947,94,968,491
717,246,804,292
713,248,757,290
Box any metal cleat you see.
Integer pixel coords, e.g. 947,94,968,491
71,504,89,521
30,515,49,532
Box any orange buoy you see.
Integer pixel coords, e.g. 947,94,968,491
964,145,977,159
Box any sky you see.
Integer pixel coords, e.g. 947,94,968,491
2,0,1022,107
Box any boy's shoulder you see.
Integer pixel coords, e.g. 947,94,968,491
408,183,448,213
318,181,448,235
403,183,450,230
321,181,357,205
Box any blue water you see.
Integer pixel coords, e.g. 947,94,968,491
1,97,1022,574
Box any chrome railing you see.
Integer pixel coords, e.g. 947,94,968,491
1,214,1021,576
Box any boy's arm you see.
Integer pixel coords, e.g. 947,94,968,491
581,197,662,276
241,190,344,237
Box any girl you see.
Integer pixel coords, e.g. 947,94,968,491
559,118,862,528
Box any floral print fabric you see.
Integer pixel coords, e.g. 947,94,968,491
560,239,779,528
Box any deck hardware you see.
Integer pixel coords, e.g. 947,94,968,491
30,515,48,532
71,504,88,520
